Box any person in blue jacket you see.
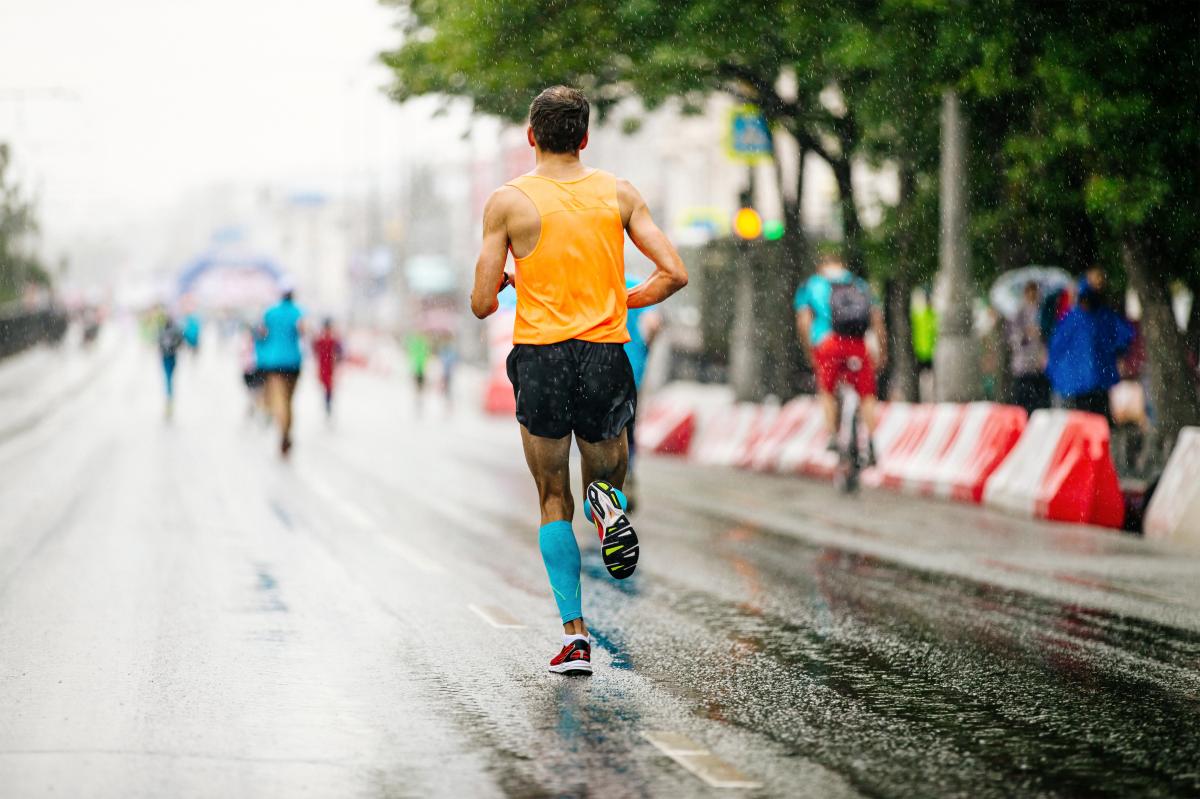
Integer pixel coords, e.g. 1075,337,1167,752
1046,269,1134,422
621,275,662,510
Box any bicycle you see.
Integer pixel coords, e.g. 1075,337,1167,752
833,354,868,494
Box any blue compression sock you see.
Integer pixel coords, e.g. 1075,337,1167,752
539,521,582,624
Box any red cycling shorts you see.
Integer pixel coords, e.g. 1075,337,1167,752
813,334,876,396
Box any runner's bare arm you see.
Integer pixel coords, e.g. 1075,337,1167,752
470,190,513,319
796,308,815,367
618,179,688,309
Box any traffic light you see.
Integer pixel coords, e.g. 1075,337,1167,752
732,207,763,240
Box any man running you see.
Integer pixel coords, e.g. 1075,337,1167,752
157,314,184,419
471,86,687,676
257,288,305,457
795,254,886,461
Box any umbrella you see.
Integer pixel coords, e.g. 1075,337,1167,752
989,266,1073,320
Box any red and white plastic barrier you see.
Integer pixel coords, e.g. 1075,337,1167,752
636,383,733,456
920,403,1028,502
744,397,814,471
632,382,1123,532
865,403,1027,502
1143,427,1200,548
774,403,838,478
862,403,940,490
983,409,1124,529
482,309,517,415
692,402,781,467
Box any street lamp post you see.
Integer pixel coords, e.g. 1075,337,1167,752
933,90,980,402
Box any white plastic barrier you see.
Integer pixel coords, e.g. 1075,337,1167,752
1143,427,1200,548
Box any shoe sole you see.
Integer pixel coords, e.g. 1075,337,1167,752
548,660,593,675
587,481,639,580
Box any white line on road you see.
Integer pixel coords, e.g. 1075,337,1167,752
307,478,374,529
467,603,526,629
375,534,447,574
642,731,763,790
304,473,447,575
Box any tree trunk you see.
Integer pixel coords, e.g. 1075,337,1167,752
1123,236,1200,456
1186,277,1200,367
830,157,865,276
886,165,919,402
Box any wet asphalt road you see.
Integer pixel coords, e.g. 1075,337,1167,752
1,327,1198,798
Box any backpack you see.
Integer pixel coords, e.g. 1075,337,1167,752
829,280,872,337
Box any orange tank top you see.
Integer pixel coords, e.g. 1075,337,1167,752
505,170,629,345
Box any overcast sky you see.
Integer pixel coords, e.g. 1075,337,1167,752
0,0,466,242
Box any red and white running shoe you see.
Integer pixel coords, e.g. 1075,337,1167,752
549,638,593,675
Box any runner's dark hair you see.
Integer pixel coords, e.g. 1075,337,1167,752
529,86,589,154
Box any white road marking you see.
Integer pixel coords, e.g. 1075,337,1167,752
305,474,447,575
642,731,763,790
375,533,447,574
467,603,526,629
307,478,374,529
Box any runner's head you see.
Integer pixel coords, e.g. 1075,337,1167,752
818,253,847,278
527,86,589,155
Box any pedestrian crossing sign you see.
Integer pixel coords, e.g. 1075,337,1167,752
726,105,773,164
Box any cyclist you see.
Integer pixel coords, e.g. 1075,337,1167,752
470,86,687,675
795,254,886,463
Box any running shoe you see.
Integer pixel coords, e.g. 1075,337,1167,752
549,638,592,675
586,480,639,580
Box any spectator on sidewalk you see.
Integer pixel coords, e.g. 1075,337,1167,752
1046,268,1134,421
910,288,937,401
1007,281,1050,415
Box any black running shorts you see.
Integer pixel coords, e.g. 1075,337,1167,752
506,339,637,442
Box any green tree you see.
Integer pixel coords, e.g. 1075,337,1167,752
381,0,890,275
0,143,49,305
958,1,1199,448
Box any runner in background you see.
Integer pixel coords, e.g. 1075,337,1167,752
406,330,430,416
312,318,343,418
182,312,202,355
622,275,663,511
158,314,185,419
257,289,306,457
438,336,458,412
239,322,266,419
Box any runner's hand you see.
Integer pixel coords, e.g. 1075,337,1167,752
498,271,515,293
